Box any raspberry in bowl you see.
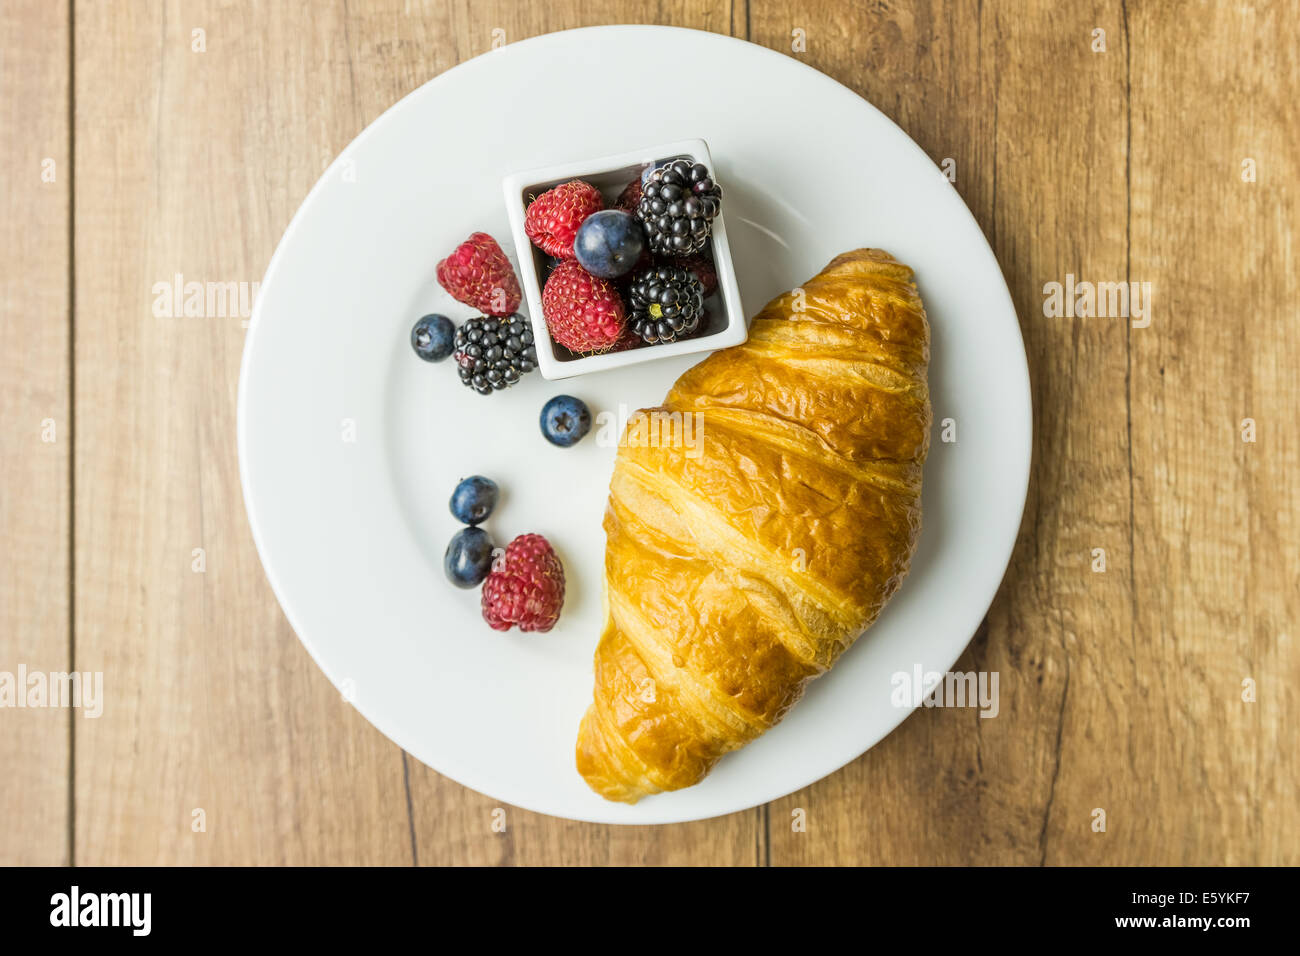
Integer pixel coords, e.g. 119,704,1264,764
501,138,746,381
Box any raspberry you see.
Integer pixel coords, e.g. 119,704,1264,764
608,326,643,352
614,177,643,213
525,180,603,258
481,534,565,633
542,259,626,353
436,232,521,317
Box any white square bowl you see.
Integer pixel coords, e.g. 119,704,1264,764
502,138,747,381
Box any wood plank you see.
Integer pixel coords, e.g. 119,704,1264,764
755,0,1135,864
72,0,415,865
1126,1,1299,864
407,770,761,864
0,0,70,866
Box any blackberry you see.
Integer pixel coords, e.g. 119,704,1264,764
636,159,722,256
452,313,536,395
627,265,705,345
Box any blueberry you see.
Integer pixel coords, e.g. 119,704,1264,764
449,475,498,524
540,395,592,448
444,526,494,588
411,314,455,362
573,210,645,279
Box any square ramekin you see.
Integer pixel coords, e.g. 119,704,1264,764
502,138,747,380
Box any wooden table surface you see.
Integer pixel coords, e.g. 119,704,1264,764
2,1,1296,866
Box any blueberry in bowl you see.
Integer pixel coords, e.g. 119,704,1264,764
449,475,498,525
573,210,645,280
444,526,495,588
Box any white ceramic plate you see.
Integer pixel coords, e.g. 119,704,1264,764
238,25,1031,825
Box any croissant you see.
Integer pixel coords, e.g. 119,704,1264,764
575,249,932,802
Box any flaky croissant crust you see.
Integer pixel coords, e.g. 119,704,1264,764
576,249,931,803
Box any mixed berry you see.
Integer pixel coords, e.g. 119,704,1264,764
670,253,718,297
413,231,537,396
573,210,645,280
410,158,727,633
540,395,592,447
525,159,724,357
453,314,536,394
449,475,498,525
444,526,494,589
636,160,722,256
627,265,705,345
481,533,566,633
541,260,626,353
524,180,603,259
443,474,566,632
436,232,521,317
411,160,724,383
613,178,642,213
410,313,455,362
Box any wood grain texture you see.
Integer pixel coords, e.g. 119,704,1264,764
71,0,415,865
0,0,1291,864
0,0,70,866
1125,0,1299,865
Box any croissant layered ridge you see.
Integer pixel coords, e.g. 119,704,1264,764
576,249,931,803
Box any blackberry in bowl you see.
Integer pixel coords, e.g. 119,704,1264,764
453,313,537,395
627,265,705,345
636,159,722,256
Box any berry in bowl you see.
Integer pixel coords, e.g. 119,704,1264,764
501,138,746,381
